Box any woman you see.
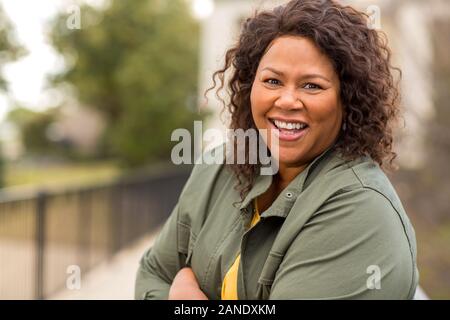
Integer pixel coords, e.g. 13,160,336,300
135,0,418,300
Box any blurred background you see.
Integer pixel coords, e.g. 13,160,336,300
0,0,448,299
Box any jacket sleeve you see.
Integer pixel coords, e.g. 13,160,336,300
134,203,186,300
269,188,417,300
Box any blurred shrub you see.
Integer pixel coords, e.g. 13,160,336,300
7,107,73,157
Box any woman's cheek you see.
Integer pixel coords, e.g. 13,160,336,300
251,90,270,124
307,96,341,123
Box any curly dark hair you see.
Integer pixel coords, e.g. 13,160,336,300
206,0,401,201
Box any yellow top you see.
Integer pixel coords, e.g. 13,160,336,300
221,198,261,300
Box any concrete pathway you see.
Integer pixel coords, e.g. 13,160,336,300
49,229,160,300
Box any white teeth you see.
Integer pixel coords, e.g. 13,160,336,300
273,120,306,130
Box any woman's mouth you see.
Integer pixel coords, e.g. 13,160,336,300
268,118,309,142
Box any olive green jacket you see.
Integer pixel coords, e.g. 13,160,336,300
135,145,419,300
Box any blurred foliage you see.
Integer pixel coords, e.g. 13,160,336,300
416,18,450,299
392,18,450,299
21,110,57,154
49,0,204,167
0,3,27,91
6,106,42,129
0,142,3,188
6,106,72,157
0,3,26,187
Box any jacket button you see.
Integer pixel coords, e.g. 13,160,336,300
285,192,294,198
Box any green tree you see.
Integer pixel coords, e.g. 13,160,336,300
0,3,26,187
49,0,202,166
0,3,26,91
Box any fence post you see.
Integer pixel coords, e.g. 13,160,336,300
35,191,46,300
109,183,123,255
78,190,92,273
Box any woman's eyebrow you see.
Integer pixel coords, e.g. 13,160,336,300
261,66,331,83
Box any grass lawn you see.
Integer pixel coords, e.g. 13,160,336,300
3,160,122,189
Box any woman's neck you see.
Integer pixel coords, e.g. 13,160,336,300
276,163,309,190
256,164,308,213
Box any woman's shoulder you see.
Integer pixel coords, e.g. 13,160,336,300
177,143,234,209
313,151,417,244
175,144,240,234
318,151,403,210
315,152,418,261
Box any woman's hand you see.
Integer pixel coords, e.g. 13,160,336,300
168,267,209,300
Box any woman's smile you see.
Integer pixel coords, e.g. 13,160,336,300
267,117,309,142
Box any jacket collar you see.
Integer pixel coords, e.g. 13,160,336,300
238,143,342,217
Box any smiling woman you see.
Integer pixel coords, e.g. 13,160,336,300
250,35,343,190
135,0,419,300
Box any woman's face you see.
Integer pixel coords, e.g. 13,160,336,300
251,35,343,171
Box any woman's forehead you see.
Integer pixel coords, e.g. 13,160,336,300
258,36,336,79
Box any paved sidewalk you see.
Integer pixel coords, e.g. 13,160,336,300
50,229,160,300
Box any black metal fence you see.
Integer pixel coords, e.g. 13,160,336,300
0,164,192,299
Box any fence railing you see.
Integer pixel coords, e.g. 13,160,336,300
0,164,192,299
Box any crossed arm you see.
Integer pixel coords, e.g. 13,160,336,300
168,267,209,300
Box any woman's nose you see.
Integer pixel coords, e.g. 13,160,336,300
274,88,303,110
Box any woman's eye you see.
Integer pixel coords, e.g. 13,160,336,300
303,83,322,90
264,79,280,86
